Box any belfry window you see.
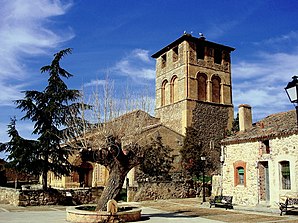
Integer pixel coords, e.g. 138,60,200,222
173,46,178,62
161,80,168,106
196,44,205,60
161,54,167,68
214,48,222,64
197,73,207,101
212,76,221,103
170,76,178,103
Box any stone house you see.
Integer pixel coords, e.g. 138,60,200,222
220,104,298,207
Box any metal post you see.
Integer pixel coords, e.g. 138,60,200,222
296,106,298,127
202,162,206,202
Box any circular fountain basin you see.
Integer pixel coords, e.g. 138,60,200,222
66,205,141,223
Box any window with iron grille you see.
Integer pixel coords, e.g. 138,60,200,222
280,161,291,190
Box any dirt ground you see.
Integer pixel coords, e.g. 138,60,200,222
1,198,298,222
139,198,298,223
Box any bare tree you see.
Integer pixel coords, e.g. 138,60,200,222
63,77,172,211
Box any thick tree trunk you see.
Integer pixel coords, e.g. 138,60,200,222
42,154,48,191
96,162,131,211
42,170,47,190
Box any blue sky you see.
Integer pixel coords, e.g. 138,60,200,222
1,0,298,155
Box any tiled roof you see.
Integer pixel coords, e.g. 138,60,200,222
222,109,298,145
82,110,161,141
151,33,235,58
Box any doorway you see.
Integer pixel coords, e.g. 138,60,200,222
258,161,270,202
78,162,93,187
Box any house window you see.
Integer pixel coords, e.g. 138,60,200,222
233,161,246,187
237,167,245,185
260,140,270,155
173,46,178,62
263,140,270,154
196,44,205,60
280,161,291,190
161,54,167,68
214,48,222,64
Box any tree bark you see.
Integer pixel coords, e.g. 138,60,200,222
42,154,48,190
96,162,130,211
42,170,47,190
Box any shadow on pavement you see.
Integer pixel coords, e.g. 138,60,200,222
139,210,198,221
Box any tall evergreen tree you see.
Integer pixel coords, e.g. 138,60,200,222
139,133,173,180
231,113,240,133
0,118,41,177
180,126,204,179
2,48,82,190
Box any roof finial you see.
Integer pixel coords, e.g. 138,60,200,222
199,32,206,40
183,30,192,36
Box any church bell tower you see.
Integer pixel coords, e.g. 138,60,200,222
152,33,235,135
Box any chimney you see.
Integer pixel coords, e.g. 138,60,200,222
238,104,252,132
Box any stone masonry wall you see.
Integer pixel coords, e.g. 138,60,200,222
222,141,259,206
130,180,196,201
0,186,103,206
155,101,184,134
0,187,19,205
192,102,231,171
222,134,298,207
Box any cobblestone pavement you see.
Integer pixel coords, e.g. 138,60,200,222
1,198,298,223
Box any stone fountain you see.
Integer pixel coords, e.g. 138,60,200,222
66,199,141,223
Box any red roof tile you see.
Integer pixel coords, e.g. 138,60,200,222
222,110,298,145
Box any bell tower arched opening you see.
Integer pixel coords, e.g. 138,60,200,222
212,76,221,103
197,73,207,101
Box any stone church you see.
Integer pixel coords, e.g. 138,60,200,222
48,33,298,208
48,33,236,190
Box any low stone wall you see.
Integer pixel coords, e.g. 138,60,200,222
0,187,20,205
129,181,197,201
0,186,103,206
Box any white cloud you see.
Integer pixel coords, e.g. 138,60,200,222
83,79,106,88
0,0,74,81
233,61,271,80
232,48,298,121
234,52,298,83
0,0,74,150
113,49,155,80
133,49,151,63
254,30,298,46
0,83,23,106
